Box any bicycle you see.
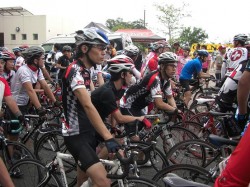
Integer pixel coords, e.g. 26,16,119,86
0,119,35,174
9,150,160,187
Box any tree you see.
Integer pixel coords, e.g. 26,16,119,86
178,27,208,45
154,2,190,44
106,18,146,31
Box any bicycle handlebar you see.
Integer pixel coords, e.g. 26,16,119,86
106,151,137,179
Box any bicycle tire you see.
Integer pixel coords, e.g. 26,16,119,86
189,101,210,114
161,126,198,155
152,164,214,186
8,158,62,187
125,141,168,178
165,139,220,167
34,130,77,187
111,176,160,187
2,140,35,170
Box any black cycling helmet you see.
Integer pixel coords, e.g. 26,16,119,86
197,50,209,57
22,46,45,64
158,52,178,65
75,27,110,46
233,34,248,43
62,45,72,52
123,45,139,57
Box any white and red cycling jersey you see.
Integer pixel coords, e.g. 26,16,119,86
224,47,248,77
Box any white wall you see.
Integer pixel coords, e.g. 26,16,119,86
0,15,46,49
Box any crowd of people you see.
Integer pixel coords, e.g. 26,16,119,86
0,27,250,186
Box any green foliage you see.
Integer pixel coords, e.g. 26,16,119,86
178,27,208,45
154,2,190,42
105,18,146,31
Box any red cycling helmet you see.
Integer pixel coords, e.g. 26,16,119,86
0,51,16,60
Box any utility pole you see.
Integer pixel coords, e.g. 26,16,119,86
144,9,146,28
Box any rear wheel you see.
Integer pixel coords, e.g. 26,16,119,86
152,164,214,186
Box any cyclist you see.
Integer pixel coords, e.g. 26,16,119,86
141,40,171,78
10,46,58,116
179,49,212,107
61,28,121,187
173,41,184,56
0,52,16,86
215,45,227,86
176,46,191,81
91,55,150,157
123,45,142,82
0,77,18,187
120,52,179,139
12,47,25,70
215,59,250,187
221,34,248,79
215,44,250,114
56,45,73,86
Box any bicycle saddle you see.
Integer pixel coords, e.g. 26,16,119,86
163,173,210,187
208,134,239,147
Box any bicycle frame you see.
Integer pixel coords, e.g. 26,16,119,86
45,152,128,187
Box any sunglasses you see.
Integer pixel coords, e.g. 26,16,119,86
92,44,107,51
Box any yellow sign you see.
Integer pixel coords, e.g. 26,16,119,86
190,43,234,53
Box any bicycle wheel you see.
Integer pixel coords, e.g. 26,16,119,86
125,141,168,178
9,158,62,187
34,131,77,187
189,102,210,114
152,164,214,186
161,126,198,155
111,177,160,187
2,140,35,170
165,139,219,167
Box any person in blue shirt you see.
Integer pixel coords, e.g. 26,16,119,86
179,50,211,107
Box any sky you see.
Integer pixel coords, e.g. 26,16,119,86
1,0,250,43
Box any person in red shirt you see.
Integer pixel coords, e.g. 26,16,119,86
0,71,24,187
173,41,184,56
141,40,171,78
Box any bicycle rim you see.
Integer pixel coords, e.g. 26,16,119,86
9,159,62,187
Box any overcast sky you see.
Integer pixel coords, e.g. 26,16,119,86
1,0,250,43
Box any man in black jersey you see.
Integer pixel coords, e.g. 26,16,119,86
62,28,121,187
91,55,151,157
120,52,180,138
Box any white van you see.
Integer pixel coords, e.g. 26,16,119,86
41,33,133,53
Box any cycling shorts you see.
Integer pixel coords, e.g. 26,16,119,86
64,132,99,172
179,79,190,92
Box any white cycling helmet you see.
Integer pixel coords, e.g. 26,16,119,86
123,45,139,57
75,27,110,46
233,34,248,43
108,63,134,73
158,52,178,65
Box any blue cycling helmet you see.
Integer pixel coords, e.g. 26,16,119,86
12,47,22,53
197,50,209,57
75,27,110,46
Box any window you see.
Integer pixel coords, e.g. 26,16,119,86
11,34,16,40
22,34,27,40
33,34,38,40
